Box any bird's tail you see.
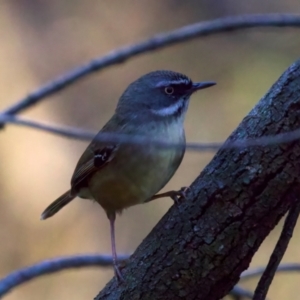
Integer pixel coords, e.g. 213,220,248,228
40,190,75,220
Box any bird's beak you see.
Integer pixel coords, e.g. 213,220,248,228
190,81,216,93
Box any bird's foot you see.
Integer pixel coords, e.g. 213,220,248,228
114,263,125,283
168,186,189,204
148,186,189,204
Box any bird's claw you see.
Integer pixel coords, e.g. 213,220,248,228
170,186,189,204
114,264,125,283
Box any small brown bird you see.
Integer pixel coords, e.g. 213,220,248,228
41,70,215,280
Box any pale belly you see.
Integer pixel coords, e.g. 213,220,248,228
78,130,185,214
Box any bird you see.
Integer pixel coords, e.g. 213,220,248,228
40,70,216,281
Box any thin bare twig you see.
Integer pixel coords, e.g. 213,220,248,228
2,114,300,152
0,254,129,297
230,286,255,300
253,198,300,300
1,251,298,300
1,13,300,116
241,263,300,280
0,114,97,142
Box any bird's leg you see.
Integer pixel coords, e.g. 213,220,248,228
147,186,189,205
108,212,124,282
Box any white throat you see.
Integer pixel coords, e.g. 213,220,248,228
151,99,188,117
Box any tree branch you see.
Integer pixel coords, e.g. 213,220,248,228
93,59,300,299
1,252,294,299
3,114,300,152
253,199,300,300
230,286,255,300
0,254,129,297
1,252,298,299
241,263,300,279
1,13,300,117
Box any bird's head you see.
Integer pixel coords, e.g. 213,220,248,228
116,70,216,121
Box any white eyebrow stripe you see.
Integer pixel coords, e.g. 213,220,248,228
151,100,185,116
155,79,191,88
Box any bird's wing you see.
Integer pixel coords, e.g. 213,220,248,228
70,144,117,193
70,114,128,194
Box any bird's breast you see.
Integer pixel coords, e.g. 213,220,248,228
86,121,186,214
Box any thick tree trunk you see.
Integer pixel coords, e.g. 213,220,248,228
95,59,300,300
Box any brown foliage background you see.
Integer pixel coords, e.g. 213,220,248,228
0,1,300,299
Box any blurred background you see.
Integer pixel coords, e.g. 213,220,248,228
0,1,300,299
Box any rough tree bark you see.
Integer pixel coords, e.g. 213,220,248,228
95,59,300,300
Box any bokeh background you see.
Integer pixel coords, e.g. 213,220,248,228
0,1,300,299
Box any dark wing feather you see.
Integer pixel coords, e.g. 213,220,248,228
70,114,125,194
70,145,117,193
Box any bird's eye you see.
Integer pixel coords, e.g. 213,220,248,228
164,86,174,95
